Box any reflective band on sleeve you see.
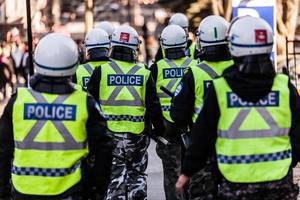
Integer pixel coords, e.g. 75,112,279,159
197,63,219,79
217,149,291,164
105,114,145,122
217,108,290,139
12,162,81,177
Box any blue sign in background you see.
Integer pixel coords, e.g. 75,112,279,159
232,2,275,61
232,6,274,30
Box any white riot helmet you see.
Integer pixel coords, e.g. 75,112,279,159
227,16,273,57
197,15,229,48
160,24,187,50
169,13,189,29
111,25,141,51
84,28,110,52
34,33,78,77
95,21,114,36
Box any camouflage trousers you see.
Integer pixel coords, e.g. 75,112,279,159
106,133,150,200
217,170,299,200
188,165,217,200
156,142,183,200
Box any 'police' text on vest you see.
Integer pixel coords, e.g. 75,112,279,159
108,75,144,86
163,68,184,79
24,103,76,121
82,77,90,87
227,91,279,107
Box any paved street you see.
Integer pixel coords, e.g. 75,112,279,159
147,140,165,200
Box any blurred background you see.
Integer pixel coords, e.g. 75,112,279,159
0,0,299,101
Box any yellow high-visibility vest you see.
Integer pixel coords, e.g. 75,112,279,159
156,57,196,122
99,60,150,134
214,74,292,183
191,60,234,122
12,87,88,195
76,61,108,89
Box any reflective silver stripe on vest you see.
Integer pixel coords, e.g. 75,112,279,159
12,162,81,177
83,63,94,75
15,89,87,150
197,63,218,79
217,149,291,164
218,108,290,139
157,58,192,98
105,114,144,122
100,61,144,107
194,106,202,115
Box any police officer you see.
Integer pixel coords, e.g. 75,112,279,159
150,24,197,200
154,13,198,62
176,16,300,200
88,25,164,200
170,15,233,200
74,28,111,89
0,33,113,200
171,15,233,126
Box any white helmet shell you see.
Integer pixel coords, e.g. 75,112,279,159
197,15,229,48
160,24,187,50
169,13,189,29
111,25,141,51
84,28,110,52
34,33,78,77
95,21,114,36
228,16,274,57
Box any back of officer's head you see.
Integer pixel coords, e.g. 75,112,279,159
160,24,187,59
110,25,141,62
197,15,231,61
227,16,274,75
34,33,78,77
84,28,110,60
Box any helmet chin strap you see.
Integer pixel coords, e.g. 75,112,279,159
236,54,275,76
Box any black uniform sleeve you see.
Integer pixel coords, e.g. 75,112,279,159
154,45,163,63
87,67,101,103
170,69,195,126
194,48,199,60
0,94,16,197
149,63,158,83
145,75,165,136
72,74,77,84
86,95,112,196
288,81,300,167
181,84,220,177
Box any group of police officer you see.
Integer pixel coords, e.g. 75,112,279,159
0,10,300,200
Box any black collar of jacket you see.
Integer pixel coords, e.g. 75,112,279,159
88,48,110,61
110,46,136,62
87,57,111,62
29,74,75,94
165,48,186,59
